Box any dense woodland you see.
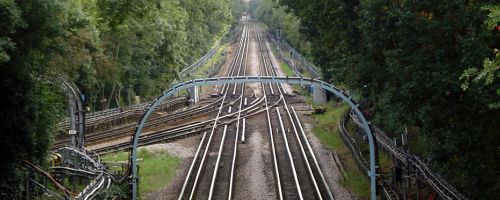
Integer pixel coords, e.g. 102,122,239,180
0,0,244,197
253,0,499,198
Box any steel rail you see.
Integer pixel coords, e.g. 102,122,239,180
209,22,250,199
276,107,304,200
28,178,65,200
291,106,334,199
339,112,399,200
53,98,221,149
50,166,99,176
95,94,264,155
23,160,74,198
256,26,284,200
182,24,249,200
291,107,333,199
208,125,229,199
187,33,242,200
228,22,250,199
260,27,307,199
178,131,208,200
130,79,378,200
58,97,187,131
219,24,247,95
130,37,378,200
258,25,327,199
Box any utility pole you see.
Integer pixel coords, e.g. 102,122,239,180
276,25,281,60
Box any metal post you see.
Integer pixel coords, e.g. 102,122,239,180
25,171,30,200
69,102,77,147
276,26,281,60
417,171,421,200
77,94,85,149
403,164,407,200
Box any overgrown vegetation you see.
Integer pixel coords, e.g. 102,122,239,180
102,148,181,196
192,43,228,79
311,102,370,199
256,0,500,198
0,0,243,197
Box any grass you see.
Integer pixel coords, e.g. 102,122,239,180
190,43,228,95
311,102,371,199
312,102,348,150
280,62,295,77
102,148,181,196
342,171,371,198
310,102,345,146
273,51,313,95
193,43,227,78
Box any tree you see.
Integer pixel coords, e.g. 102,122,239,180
254,0,311,58
0,0,67,197
0,0,236,197
461,4,500,110
278,0,500,198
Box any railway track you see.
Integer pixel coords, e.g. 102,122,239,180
178,23,251,200
255,25,333,200
174,21,335,200
77,21,335,200
93,94,265,155
52,98,222,150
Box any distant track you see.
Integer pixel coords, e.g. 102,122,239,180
255,23,333,200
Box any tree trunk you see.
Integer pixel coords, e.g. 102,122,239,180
106,82,115,109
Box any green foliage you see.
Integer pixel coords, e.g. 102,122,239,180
253,0,312,59
0,0,23,63
482,4,500,30
312,103,348,150
0,0,67,197
0,0,237,197
461,49,499,90
231,0,248,22
341,171,370,199
41,0,235,111
279,0,500,198
460,4,500,110
311,103,370,199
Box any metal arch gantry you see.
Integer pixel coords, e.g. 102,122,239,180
129,76,379,200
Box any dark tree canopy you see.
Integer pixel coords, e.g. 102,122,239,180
0,0,237,197
260,0,500,198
